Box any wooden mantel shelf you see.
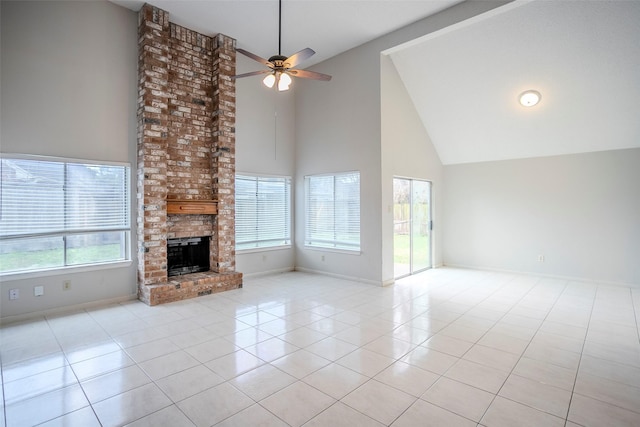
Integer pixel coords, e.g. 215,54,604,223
167,199,217,215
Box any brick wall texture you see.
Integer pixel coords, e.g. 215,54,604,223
137,4,241,305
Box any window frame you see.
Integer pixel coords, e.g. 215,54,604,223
0,154,132,276
235,173,292,253
304,171,361,252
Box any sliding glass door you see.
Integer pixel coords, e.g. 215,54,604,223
393,178,432,278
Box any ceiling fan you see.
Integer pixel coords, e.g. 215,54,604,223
233,0,332,91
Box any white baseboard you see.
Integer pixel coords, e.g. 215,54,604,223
442,263,640,289
242,267,295,279
382,278,395,287
294,267,385,287
1,294,138,325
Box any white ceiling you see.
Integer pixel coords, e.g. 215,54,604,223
111,0,462,67
390,0,640,164
112,0,640,165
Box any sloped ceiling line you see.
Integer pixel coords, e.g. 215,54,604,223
389,0,640,165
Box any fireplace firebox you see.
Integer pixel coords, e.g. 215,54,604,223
167,237,210,277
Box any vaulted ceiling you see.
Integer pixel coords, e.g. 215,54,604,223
113,0,640,165
389,0,640,164
111,0,462,66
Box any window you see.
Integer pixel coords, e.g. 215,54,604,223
305,171,360,251
235,174,291,251
0,156,131,274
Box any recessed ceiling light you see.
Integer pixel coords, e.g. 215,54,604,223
519,90,541,107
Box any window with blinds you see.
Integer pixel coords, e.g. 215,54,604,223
305,171,360,251
235,174,291,251
0,156,131,274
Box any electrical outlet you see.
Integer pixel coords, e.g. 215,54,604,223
262,255,267,262
9,289,19,300
537,255,545,262
34,286,44,297
63,280,72,291
321,255,325,262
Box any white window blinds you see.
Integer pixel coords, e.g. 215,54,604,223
0,156,130,274
235,175,291,250
305,171,360,251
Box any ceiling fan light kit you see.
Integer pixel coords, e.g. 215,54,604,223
233,0,332,91
278,72,292,91
263,73,276,88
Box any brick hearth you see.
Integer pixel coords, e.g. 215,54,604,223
136,4,242,305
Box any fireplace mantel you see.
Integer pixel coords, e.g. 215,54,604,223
167,199,217,215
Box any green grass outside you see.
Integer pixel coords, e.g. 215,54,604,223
0,244,124,273
394,233,431,268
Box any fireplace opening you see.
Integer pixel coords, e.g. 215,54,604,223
167,236,210,277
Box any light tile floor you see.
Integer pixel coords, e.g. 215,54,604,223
2,268,640,426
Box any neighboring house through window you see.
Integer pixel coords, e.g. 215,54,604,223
0,155,131,275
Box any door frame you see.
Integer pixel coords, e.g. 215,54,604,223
393,176,433,279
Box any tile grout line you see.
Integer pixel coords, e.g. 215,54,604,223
3,270,638,426
292,273,479,426
124,281,352,427
45,310,105,426
631,287,640,346
384,273,546,426
379,273,501,426
472,275,572,425
562,282,598,427
566,287,640,419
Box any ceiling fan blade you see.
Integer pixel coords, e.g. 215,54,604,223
236,48,274,68
288,69,332,81
232,70,271,79
284,48,315,68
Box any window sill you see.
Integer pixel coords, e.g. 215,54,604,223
0,260,133,281
303,246,362,255
237,245,292,255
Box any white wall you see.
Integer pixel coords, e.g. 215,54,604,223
1,1,136,162
443,148,640,286
294,43,384,284
380,55,445,284
0,1,138,319
294,1,507,284
0,0,518,317
235,55,296,275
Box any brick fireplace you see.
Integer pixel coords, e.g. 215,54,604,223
136,4,242,305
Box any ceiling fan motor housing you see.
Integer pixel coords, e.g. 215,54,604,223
268,55,289,69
